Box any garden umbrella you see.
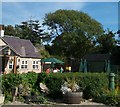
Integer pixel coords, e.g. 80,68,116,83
41,58,64,70
106,60,111,73
41,58,64,64
79,59,83,72
105,60,107,72
83,59,87,73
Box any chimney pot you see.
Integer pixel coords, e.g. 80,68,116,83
0,26,2,30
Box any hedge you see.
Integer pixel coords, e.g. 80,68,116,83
42,72,109,99
1,72,120,106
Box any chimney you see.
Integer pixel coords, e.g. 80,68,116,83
21,46,26,56
0,25,4,37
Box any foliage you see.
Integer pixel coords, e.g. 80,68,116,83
45,73,63,98
43,9,104,59
96,30,117,54
94,89,120,106
4,25,16,36
0,75,3,94
21,72,38,89
2,72,39,102
2,73,22,101
15,20,47,45
35,44,50,58
2,73,22,91
4,20,50,45
77,73,109,99
2,72,120,106
36,72,48,86
37,72,108,100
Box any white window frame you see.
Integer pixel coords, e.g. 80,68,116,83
32,61,39,69
9,60,13,69
21,60,28,69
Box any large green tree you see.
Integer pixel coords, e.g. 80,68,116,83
43,9,103,60
96,30,117,54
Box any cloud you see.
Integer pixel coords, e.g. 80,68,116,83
2,2,118,33
40,2,86,13
2,2,38,25
2,2,86,25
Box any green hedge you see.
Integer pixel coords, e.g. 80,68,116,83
41,72,109,99
2,72,120,106
2,72,39,102
2,73,22,102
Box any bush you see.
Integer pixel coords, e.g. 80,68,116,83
2,72,39,102
37,72,109,100
94,90,120,106
21,72,38,89
36,72,48,83
3,72,117,105
45,73,63,98
76,73,109,99
2,73,22,101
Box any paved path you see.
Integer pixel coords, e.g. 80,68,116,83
0,100,109,107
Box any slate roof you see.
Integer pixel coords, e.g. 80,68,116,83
83,54,111,61
2,36,41,58
0,46,2,55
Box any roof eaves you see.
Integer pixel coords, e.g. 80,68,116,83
1,37,22,56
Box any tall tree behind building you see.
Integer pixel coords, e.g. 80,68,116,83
4,20,51,45
96,30,117,54
43,9,104,60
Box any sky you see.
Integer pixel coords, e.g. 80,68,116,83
1,1,119,33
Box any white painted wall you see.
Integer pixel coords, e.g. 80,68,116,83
5,56,42,74
0,38,6,46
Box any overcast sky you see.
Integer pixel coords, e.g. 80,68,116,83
1,1,118,33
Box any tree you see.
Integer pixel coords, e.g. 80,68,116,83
4,20,51,45
43,9,103,60
4,20,51,58
4,25,15,36
15,20,51,45
96,30,117,54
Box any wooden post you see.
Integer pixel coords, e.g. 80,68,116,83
13,56,17,74
12,87,18,102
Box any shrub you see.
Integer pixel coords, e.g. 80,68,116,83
76,73,109,99
2,73,22,101
37,72,109,100
20,72,40,98
2,72,113,104
36,72,48,83
94,90,120,106
45,73,63,98
21,72,38,87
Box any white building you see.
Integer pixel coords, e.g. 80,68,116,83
0,26,42,74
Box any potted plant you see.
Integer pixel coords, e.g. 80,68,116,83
60,77,83,104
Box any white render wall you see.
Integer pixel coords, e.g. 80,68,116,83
0,38,6,46
5,56,42,74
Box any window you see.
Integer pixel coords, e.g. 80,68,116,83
32,61,38,69
18,59,20,62
21,61,27,69
9,60,13,69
